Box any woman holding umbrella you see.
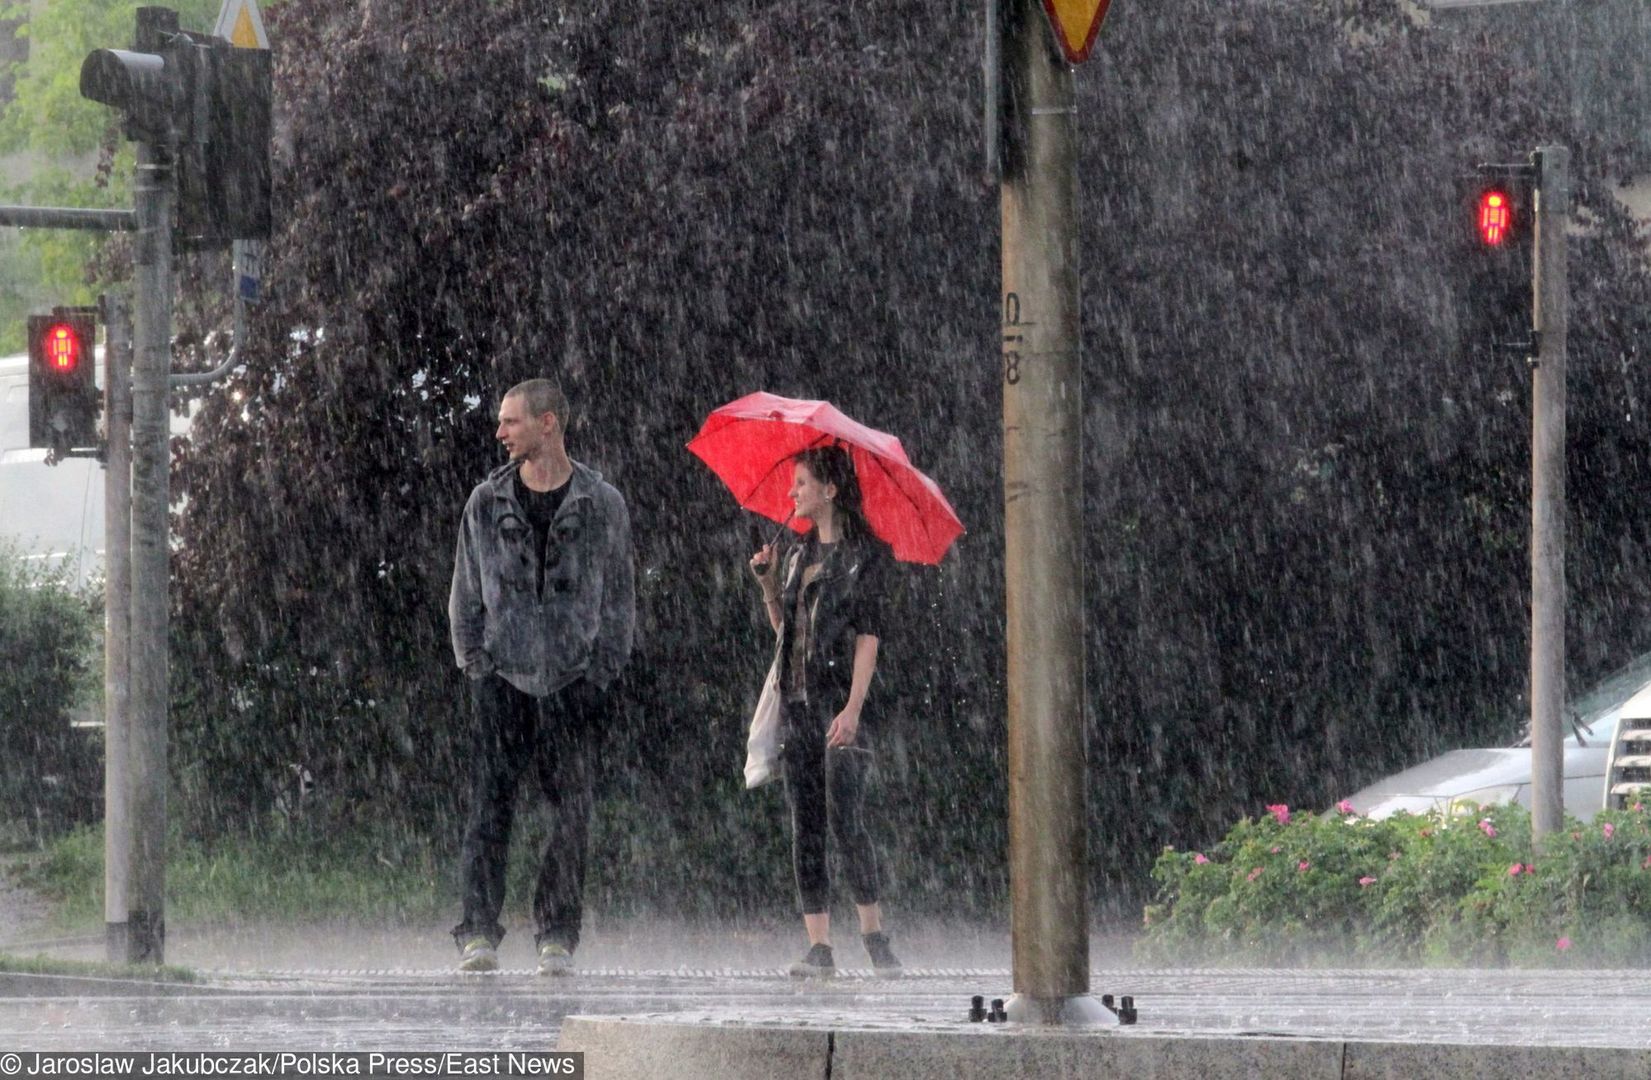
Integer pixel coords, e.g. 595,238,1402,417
749,445,904,979
689,391,962,977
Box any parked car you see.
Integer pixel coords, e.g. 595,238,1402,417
1342,652,1651,823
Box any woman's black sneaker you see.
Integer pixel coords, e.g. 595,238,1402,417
863,931,903,978
788,942,836,979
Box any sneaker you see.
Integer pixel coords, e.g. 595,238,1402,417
788,942,835,979
863,931,903,978
537,942,574,977
457,937,498,973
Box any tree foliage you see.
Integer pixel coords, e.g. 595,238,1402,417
138,0,1651,920
0,0,220,351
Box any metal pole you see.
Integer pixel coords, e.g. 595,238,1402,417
101,294,134,964
999,0,1106,1026
1529,145,1569,845
128,133,172,964
0,206,137,231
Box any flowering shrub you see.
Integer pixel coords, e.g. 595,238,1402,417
1139,801,1651,967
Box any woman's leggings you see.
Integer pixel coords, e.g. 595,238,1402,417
780,700,881,914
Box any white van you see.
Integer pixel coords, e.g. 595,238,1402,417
0,351,107,591
1,351,198,592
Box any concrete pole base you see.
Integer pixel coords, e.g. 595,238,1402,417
104,922,129,966
1004,992,1117,1026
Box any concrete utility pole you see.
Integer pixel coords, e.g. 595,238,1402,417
1529,145,1569,845
102,295,134,964
127,127,173,963
998,0,1107,1026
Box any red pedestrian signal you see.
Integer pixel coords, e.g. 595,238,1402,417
1478,188,1513,246
28,308,100,453
43,322,84,373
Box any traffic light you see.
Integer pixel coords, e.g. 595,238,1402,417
169,37,272,243
78,48,172,143
28,308,101,453
79,7,271,245
1462,173,1534,355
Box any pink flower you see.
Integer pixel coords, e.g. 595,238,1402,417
1603,823,1616,840
1641,854,1651,870
1265,804,1291,825
1298,860,1310,872
1247,867,1263,882
1556,937,1572,952
1193,853,1209,865
1478,819,1497,838
1358,876,1377,887
1270,846,1281,854
1336,800,1356,815
1633,803,1644,813
1508,863,1524,877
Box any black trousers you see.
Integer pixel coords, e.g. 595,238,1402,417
451,673,603,953
781,699,881,915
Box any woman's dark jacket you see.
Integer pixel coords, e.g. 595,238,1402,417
771,531,893,711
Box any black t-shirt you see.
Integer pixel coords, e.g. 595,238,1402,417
515,471,570,591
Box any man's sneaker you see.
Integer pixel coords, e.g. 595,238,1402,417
788,942,835,979
457,937,498,973
863,931,903,978
537,942,574,977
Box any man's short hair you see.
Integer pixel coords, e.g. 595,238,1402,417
505,378,569,424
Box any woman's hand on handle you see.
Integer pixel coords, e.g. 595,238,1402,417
749,543,779,589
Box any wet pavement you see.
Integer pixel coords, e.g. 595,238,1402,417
3,921,1651,1052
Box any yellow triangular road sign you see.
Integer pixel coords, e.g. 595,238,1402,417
1041,0,1112,65
214,0,270,50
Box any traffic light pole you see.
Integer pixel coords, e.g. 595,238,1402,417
102,295,134,964
1529,145,1569,846
998,0,1108,1026
0,207,136,231
127,137,173,963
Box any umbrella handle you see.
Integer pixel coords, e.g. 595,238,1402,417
751,511,795,574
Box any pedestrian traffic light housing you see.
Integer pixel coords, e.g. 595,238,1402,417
28,308,101,453
1462,169,1535,355
79,7,271,244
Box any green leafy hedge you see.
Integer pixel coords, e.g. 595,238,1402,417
1140,801,1651,967
0,543,101,847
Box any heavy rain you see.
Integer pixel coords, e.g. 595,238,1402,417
5,0,1651,1070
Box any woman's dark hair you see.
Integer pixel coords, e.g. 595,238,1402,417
794,445,870,543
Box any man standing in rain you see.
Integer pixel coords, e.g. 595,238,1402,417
448,378,635,974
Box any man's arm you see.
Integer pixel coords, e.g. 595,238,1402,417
589,489,636,689
448,490,492,676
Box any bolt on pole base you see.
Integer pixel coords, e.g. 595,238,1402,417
1005,993,1118,1026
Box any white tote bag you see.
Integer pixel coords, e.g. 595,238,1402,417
744,659,782,789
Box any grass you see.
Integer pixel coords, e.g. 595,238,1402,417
0,951,197,983
12,823,457,932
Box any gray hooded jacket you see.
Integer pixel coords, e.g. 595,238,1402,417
449,459,635,697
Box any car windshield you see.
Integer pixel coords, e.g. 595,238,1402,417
1513,650,1651,747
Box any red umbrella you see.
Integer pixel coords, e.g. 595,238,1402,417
686,391,964,565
